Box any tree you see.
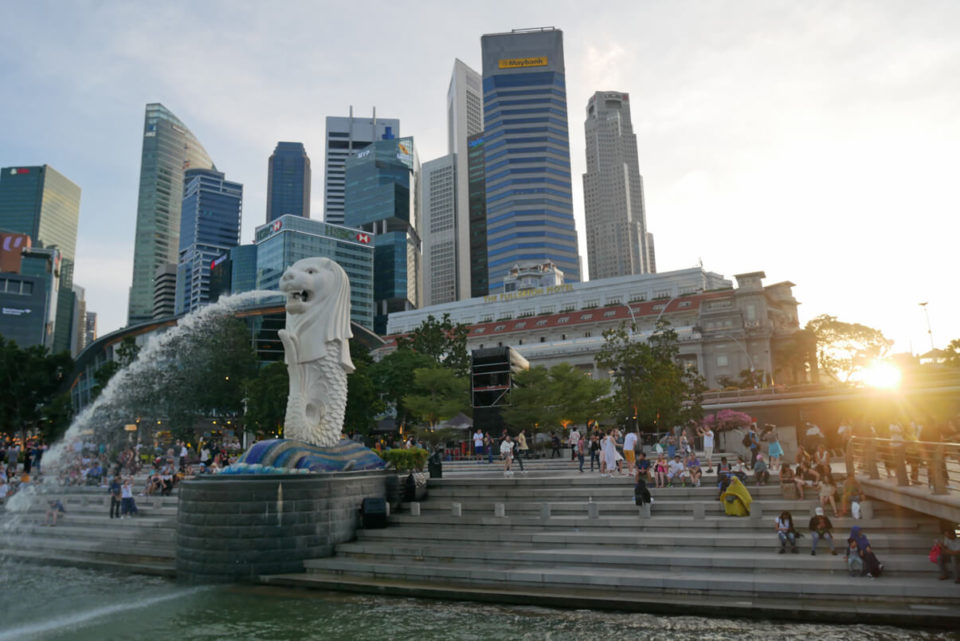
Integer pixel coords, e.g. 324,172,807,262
243,362,288,438
502,363,610,434
0,337,73,442
944,339,960,367
370,348,435,430
403,366,470,429
596,320,704,432
772,328,818,385
395,313,471,377
805,314,892,383
344,341,385,436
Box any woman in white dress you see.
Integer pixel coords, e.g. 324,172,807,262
602,431,618,477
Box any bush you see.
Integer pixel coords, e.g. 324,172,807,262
378,447,428,472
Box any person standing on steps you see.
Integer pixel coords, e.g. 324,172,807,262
937,527,960,583
473,429,484,459
500,434,514,476
568,427,580,462
515,429,528,474
576,432,586,473
550,432,561,459
108,475,122,519
808,507,837,556
746,423,761,469
698,424,715,473
623,429,638,476
589,433,601,472
601,430,618,477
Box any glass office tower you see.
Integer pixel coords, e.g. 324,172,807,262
480,27,581,291
344,137,421,334
175,168,243,315
266,142,310,223
128,103,214,326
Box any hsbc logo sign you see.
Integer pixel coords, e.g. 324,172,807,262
272,220,282,232
356,233,370,244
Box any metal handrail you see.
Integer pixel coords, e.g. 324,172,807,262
845,436,960,496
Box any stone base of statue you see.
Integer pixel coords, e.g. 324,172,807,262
222,438,387,474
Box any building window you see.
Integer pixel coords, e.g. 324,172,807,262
540,337,545,343
606,297,621,306
580,313,593,321
494,324,506,331
514,321,527,329
583,299,599,309
557,317,569,324
654,289,671,299
603,310,617,318
716,354,728,367
678,301,692,308
561,304,575,313
475,328,486,334
536,319,548,327
629,293,647,303
584,331,591,338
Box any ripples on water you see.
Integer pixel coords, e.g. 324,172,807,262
0,565,956,641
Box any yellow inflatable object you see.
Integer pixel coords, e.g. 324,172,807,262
721,476,753,516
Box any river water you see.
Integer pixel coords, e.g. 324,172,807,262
0,565,956,641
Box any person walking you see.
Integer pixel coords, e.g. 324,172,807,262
550,432,561,458
500,434,514,476
515,429,528,474
576,433,586,473
568,427,580,462
601,431,617,478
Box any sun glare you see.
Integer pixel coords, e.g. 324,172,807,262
858,361,902,389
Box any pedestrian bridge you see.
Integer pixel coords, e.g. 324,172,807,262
846,437,960,524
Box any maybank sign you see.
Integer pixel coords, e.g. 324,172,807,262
498,56,548,69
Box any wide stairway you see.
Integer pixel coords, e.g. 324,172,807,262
263,465,960,626
0,474,178,576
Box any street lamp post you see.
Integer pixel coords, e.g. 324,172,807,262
919,302,934,352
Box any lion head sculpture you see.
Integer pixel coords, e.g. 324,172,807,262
279,257,354,372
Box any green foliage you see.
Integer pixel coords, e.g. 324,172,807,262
596,319,704,432
243,361,288,436
805,314,892,383
772,328,818,384
0,337,73,439
403,366,470,428
344,342,384,435
502,362,610,434
378,447,428,471
395,313,471,377
944,339,960,367
370,348,435,429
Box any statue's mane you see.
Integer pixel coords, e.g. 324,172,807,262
285,258,354,373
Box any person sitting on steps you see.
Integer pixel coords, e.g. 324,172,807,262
847,526,884,578
808,507,837,556
776,510,799,554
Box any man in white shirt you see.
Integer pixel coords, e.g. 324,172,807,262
623,431,638,475
568,428,580,461
667,455,684,486
473,429,484,458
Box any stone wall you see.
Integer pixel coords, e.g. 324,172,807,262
176,472,386,584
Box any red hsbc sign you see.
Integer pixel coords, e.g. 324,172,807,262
356,233,370,244
272,220,282,232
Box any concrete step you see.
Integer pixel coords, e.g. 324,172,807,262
301,557,956,602
357,522,934,553
4,548,175,577
0,534,175,562
333,541,937,576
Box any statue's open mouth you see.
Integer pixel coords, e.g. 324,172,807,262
289,290,311,303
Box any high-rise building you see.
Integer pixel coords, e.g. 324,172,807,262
323,108,400,226
583,91,652,280
266,142,310,223
153,263,177,319
254,215,375,329
0,164,81,353
421,155,457,307
480,27,581,291
128,103,214,326
448,60,484,300
344,137,421,334
467,133,489,298
0,232,61,349
209,244,258,303
175,168,242,316
84,311,97,349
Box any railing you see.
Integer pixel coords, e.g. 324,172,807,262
845,436,960,496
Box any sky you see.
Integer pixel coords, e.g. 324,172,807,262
0,0,957,354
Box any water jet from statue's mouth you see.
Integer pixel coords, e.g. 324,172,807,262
289,290,310,303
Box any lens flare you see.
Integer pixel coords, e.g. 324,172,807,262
858,361,902,389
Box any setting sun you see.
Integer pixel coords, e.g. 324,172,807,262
857,360,902,389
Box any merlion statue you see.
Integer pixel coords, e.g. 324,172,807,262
278,257,354,447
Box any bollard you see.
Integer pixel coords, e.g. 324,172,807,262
588,501,599,519
932,444,947,495
861,501,874,520
410,502,421,516
540,503,551,520
495,503,506,518
864,440,879,480
692,503,705,520
638,503,651,518
451,502,462,517
894,446,909,487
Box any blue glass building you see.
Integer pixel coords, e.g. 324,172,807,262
344,137,421,334
267,142,311,223
175,168,242,316
480,28,581,291
254,215,375,330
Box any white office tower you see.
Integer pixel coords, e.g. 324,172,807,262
422,155,457,306
447,59,483,300
582,91,652,280
323,108,400,226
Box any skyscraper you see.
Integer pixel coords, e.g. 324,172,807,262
266,142,310,223
480,27,581,291
344,137,421,334
467,133,489,298
448,60,484,300
175,168,243,316
128,103,214,326
421,155,457,307
0,164,81,352
323,108,400,226
583,91,652,280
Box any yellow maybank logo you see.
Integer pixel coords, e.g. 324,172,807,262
498,56,548,69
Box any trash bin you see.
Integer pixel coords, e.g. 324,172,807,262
428,449,443,478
